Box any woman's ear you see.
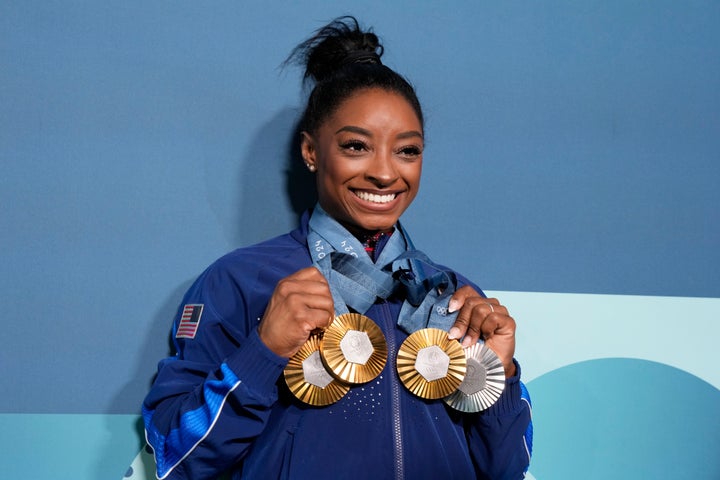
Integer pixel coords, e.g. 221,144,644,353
301,132,317,172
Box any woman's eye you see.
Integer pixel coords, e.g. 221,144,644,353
398,145,423,157
340,140,367,152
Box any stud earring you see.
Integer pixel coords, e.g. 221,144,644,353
306,163,316,172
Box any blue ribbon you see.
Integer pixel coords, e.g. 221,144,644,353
307,205,459,334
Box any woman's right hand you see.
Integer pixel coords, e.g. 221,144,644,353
257,266,335,358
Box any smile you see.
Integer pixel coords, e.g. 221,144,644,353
353,191,398,204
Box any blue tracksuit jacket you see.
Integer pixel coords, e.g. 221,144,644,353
143,212,532,479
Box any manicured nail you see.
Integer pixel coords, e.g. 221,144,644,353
461,336,473,348
448,299,460,313
448,327,461,340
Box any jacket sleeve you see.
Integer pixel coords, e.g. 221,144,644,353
449,273,533,478
142,264,288,480
466,360,533,480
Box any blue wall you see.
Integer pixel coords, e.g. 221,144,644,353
1,2,718,478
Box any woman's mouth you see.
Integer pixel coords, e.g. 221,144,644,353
353,190,398,204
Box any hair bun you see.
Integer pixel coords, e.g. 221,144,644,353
288,16,385,83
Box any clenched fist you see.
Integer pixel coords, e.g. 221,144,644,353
258,266,335,358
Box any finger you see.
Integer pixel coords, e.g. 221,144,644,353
284,281,335,318
448,288,509,314
482,297,509,315
479,313,501,339
447,286,482,340
274,277,331,307
482,315,517,376
480,312,515,339
448,295,494,340
302,309,335,332
291,265,330,283
268,273,334,326
297,293,335,318
447,285,478,313
457,298,496,346
279,266,332,295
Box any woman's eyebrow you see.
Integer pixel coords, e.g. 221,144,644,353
335,125,423,141
335,125,371,136
397,130,423,141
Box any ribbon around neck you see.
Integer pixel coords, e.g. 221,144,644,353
307,205,459,334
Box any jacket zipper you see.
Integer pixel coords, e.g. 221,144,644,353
381,301,404,479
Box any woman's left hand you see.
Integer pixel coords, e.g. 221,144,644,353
447,286,517,378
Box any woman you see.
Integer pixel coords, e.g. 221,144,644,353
143,17,532,480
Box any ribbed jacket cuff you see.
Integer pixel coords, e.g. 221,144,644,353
224,329,288,396
483,359,523,416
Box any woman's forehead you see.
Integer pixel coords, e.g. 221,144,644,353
324,88,423,131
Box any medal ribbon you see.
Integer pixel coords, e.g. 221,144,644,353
307,205,459,334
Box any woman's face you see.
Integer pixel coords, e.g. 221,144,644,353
302,88,423,236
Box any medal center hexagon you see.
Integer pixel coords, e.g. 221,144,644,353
458,357,487,395
302,350,334,388
415,345,450,382
339,329,374,365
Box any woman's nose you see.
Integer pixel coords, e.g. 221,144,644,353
364,150,398,187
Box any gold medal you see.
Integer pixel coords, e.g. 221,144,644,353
320,313,388,384
284,333,350,406
444,342,505,412
397,328,466,400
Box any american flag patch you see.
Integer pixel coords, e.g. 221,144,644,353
176,304,203,339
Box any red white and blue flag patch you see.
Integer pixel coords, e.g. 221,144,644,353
176,304,203,339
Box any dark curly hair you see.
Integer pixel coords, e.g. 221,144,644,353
286,16,424,135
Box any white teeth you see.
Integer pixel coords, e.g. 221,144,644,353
355,191,397,204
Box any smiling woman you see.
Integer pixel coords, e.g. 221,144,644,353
301,88,424,236
141,16,532,480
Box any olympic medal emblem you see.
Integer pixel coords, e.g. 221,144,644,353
397,328,466,400
284,333,350,406
444,342,505,412
320,313,388,384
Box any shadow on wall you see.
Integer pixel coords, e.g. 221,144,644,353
98,279,194,479
109,105,316,478
234,107,317,248
106,281,194,414
115,107,314,419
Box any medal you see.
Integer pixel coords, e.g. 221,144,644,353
320,313,388,384
284,333,350,406
444,342,505,412
397,328,466,400
285,313,387,406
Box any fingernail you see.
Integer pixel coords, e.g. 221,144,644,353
448,299,460,313
448,327,461,340
461,337,473,348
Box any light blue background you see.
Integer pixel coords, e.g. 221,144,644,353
1,1,718,478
